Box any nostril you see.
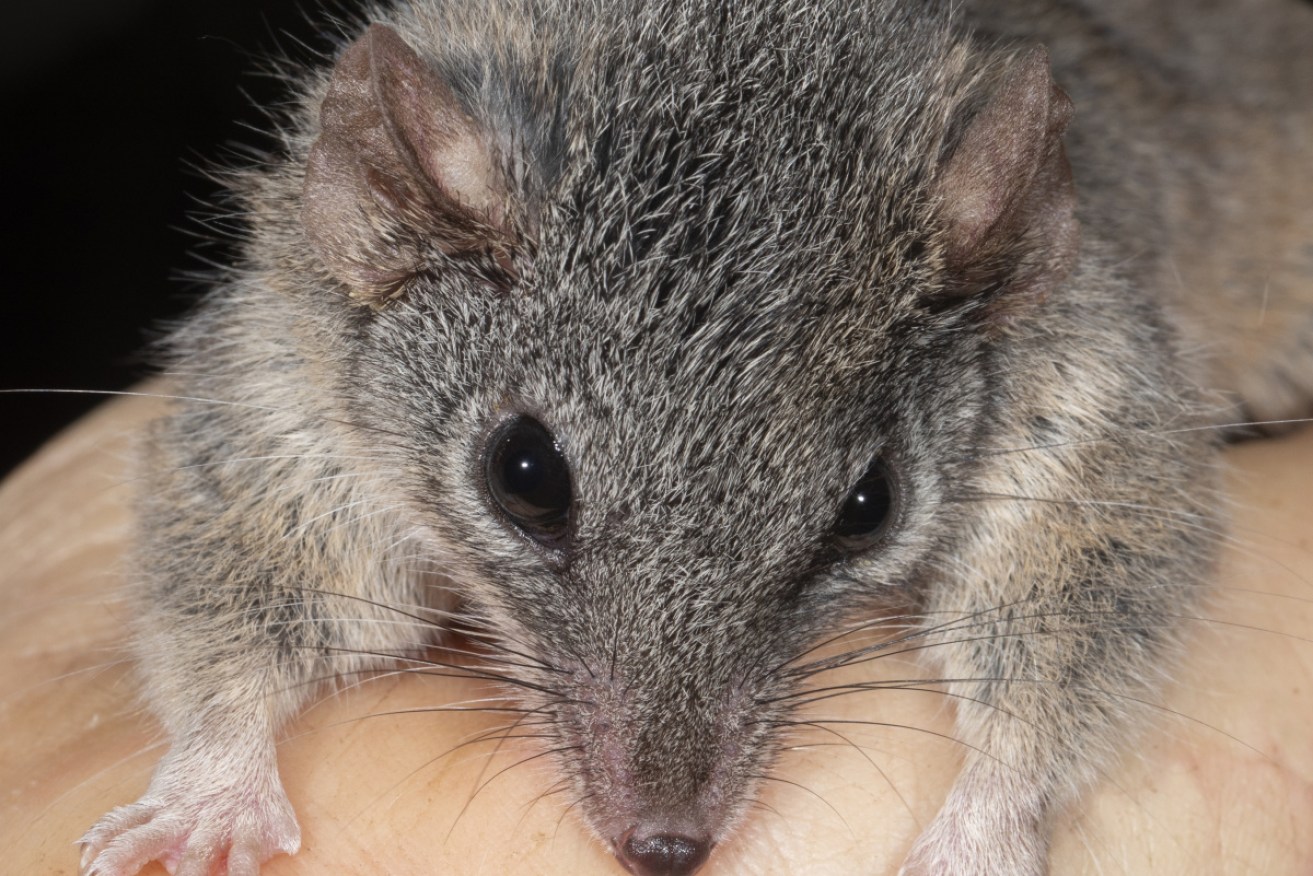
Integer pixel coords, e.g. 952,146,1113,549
616,829,712,876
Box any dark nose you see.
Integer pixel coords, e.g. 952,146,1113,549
615,829,712,876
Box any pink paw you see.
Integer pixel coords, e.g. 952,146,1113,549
898,797,1047,876
80,783,300,876
899,832,1046,876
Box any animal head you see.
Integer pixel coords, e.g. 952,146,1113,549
242,3,1077,870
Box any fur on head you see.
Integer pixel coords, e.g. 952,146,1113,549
226,0,1081,859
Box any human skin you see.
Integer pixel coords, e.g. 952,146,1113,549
1,393,1310,875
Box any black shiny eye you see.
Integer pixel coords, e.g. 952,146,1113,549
485,417,573,544
833,458,896,551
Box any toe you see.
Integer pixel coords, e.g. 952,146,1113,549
81,803,158,871
226,837,261,876
87,819,185,876
173,830,223,876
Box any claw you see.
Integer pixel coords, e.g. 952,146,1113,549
80,779,299,876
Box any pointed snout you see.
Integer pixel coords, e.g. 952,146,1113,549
614,827,713,876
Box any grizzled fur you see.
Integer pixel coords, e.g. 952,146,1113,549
81,1,1312,875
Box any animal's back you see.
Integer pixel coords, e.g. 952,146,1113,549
970,0,1313,423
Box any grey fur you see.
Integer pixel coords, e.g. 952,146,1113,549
80,1,1312,874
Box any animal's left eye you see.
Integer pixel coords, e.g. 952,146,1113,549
832,458,896,552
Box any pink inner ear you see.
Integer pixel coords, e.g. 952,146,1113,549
366,25,504,225
933,46,1078,300
301,24,513,304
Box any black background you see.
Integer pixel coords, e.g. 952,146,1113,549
0,0,366,476
3,2,1312,477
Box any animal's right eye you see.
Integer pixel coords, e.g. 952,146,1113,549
484,417,573,545
832,458,896,552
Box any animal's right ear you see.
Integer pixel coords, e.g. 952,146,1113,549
302,24,518,307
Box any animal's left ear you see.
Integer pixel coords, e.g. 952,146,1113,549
931,47,1078,313
302,24,519,307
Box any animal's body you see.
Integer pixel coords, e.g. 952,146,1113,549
80,1,1313,874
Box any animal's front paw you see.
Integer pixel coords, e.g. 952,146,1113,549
80,773,300,876
899,835,1046,876
898,793,1047,876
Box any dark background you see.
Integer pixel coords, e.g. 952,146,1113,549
0,0,366,477
4,2,1312,478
